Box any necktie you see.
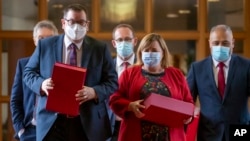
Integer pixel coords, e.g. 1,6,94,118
218,62,225,98
123,62,129,69
69,43,77,66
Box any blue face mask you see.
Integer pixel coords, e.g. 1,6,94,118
142,52,161,67
116,41,134,58
211,46,230,62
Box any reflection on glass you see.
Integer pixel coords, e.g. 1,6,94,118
2,0,37,30
48,0,92,33
2,103,10,141
101,0,137,23
153,0,197,31
166,40,196,74
207,0,243,31
234,40,243,54
1,51,8,97
100,0,144,32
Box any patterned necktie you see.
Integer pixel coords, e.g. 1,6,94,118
218,62,225,98
69,43,77,66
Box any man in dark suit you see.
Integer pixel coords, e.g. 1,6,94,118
23,4,118,141
187,24,250,141
108,24,138,141
10,20,58,141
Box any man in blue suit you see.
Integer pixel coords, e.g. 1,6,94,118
10,20,58,141
187,24,250,141
23,4,118,141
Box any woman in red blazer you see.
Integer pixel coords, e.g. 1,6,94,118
109,33,194,141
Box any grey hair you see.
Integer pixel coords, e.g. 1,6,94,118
33,20,58,37
210,24,233,35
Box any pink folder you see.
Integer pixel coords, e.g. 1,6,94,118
142,93,194,127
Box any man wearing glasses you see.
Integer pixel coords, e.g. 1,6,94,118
23,4,118,141
112,24,138,77
109,24,138,141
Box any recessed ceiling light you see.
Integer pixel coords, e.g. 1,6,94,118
208,0,220,2
166,13,179,18
52,4,63,8
179,10,191,14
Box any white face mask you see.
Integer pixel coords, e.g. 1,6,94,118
65,24,87,41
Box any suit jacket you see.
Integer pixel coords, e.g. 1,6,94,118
10,57,36,140
23,35,118,141
186,55,250,141
106,56,137,136
109,66,194,141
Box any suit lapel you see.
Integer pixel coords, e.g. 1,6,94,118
55,35,64,63
207,57,223,101
223,55,236,101
81,36,93,68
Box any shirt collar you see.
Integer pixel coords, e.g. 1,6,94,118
117,54,135,67
64,35,83,50
212,56,231,68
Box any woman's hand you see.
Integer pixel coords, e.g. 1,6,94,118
183,116,193,124
128,100,146,118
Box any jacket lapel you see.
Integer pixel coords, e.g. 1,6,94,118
81,36,93,68
55,35,64,63
207,57,222,101
223,55,236,101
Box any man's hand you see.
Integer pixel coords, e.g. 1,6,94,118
75,86,97,105
41,78,54,96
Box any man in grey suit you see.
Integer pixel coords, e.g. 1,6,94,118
187,24,250,141
23,4,118,141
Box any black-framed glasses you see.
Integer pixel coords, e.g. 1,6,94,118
115,37,134,43
64,19,90,26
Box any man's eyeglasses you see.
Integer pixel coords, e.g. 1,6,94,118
64,19,90,26
115,37,133,43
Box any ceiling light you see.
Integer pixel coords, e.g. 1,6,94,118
52,4,63,8
166,13,178,18
208,0,220,2
179,10,191,14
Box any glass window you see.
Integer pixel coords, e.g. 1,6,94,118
2,0,38,30
207,0,244,31
166,40,196,74
100,0,145,32
234,40,243,54
1,49,8,97
48,0,92,33
1,103,11,141
153,0,197,31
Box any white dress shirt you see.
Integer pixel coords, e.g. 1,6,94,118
212,57,231,86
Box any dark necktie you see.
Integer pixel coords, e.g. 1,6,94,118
69,43,77,66
218,62,225,98
123,62,129,69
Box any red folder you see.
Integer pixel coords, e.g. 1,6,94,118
46,62,87,116
142,93,194,127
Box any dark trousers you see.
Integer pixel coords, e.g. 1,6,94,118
43,115,88,141
19,125,36,141
111,121,121,141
